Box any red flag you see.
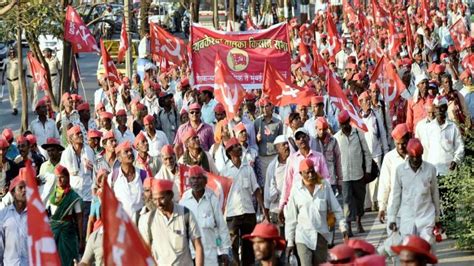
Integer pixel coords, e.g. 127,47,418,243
405,13,415,59
327,70,368,132
100,39,122,85
26,52,48,91
371,0,389,27
326,9,341,57
449,19,470,52
262,60,314,107
387,18,401,58
206,172,233,212
299,42,314,76
246,16,258,30
102,180,155,266
369,56,406,110
312,43,329,77
118,18,129,63
24,161,61,265
299,24,315,46
179,164,191,196
420,0,431,25
462,54,474,74
64,6,99,53
213,55,246,120
342,0,358,23
150,23,186,65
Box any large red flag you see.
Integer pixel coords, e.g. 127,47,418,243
405,13,415,59
462,54,474,74
326,10,341,57
326,71,368,132
24,160,61,266
117,18,129,63
449,19,470,52
369,56,406,110
27,52,48,91
64,6,99,53
420,0,431,25
387,18,401,59
100,39,122,85
150,23,187,65
102,180,155,266
206,172,233,212
179,164,191,196
213,55,246,120
342,0,358,23
299,42,314,76
262,60,314,106
312,43,329,77
371,0,389,27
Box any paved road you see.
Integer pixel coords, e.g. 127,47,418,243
1,52,473,265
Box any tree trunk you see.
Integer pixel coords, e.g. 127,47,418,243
212,0,219,29
229,0,235,30
191,0,199,23
139,0,151,38
17,9,28,132
61,0,73,103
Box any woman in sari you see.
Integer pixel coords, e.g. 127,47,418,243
48,164,83,266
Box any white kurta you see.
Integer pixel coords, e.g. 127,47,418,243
145,130,169,157
377,149,406,212
414,118,433,161
107,168,144,219
0,204,28,266
387,161,440,243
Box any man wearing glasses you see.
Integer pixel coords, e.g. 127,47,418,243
174,103,214,152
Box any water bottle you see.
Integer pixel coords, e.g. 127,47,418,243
288,254,298,266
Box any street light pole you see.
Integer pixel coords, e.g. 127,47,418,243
124,0,132,78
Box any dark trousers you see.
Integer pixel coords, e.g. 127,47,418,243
227,213,257,266
342,179,366,222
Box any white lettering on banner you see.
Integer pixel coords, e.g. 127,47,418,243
32,198,46,213
276,85,299,99
117,223,126,243
219,83,240,114
29,236,58,266
112,246,125,266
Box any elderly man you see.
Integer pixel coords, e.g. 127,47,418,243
95,130,119,173
415,101,437,161
98,111,114,133
143,114,169,157
406,75,430,132
378,124,410,227
388,138,440,244
243,223,287,266
155,145,182,201
115,109,135,144
174,103,214,152
220,137,268,265
134,132,161,177
38,138,64,204
305,96,339,136
285,158,347,265
156,92,180,143
77,103,97,139
334,110,372,236
30,99,60,147
178,128,218,174
139,179,204,265
180,166,231,266
392,235,438,266
0,176,28,265
56,93,80,143
107,141,145,220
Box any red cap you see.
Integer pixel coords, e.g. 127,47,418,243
100,112,114,120
71,94,81,101
77,103,90,112
244,92,257,101
180,77,189,88
143,114,155,125
391,123,409,141
136,103,145,111
198,86,214,93
115,141,133,154
427,63,436,73
359,91,370,100
440,53,448,60
345,239,376,255
26,135,37,145
116,109,127,116
35,99,47,109
152,179,174,193
434,64,446,74
0,137,10,149
188,165,205,177
67,125,82,138
143,177,153,189
54,164,69,177
316,117,329,130
338,110,351,124
87,129,103,139
311,96,324,105
328,244,355,262
460,70,471,80
214,103,225,113
391,235,437,264
406,138,424,157
9,175,26,192
102,130,115,141
353,254,386,266
346,63,357,70
258,97,271,107
182,128,198,143
242,223,286,250
234,122,246,134
161,144,175,156
16,135,28,145
134,132,147,148
224,137,239,150
61,92,71,103
189,103,201,110
299,158,314,172
2,128,14,142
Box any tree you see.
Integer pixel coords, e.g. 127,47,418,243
0,0,63,122
0,0,17,16
139,0,152,38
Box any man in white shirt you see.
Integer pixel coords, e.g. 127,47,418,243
415,101,437,161
198,87,218,125
155,144,182,200
143,114,169,157
425,96,464,176
107,141,144,220
114,109,135,144
180,166,231,266
285,158,347,265
388,138,440,244
29,99,60,147
377,124,409,228
220,137,268,265
0,177,28,265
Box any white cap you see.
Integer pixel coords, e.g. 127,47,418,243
273,135,288,145
415,74,429,86
433,96,448,106
294,127,309,138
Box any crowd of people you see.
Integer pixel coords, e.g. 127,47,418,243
1,0,473,265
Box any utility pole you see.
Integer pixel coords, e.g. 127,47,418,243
124,0,132,78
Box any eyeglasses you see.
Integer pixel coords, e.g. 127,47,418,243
189,111,200,115
295,134,307,140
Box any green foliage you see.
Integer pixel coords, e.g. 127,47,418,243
0,1,63,42
439,128,474,250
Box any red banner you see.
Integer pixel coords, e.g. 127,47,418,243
191,23,291,90
27,52,48,91
450,19,470,52
24,161,61,265
64,6,99,53
118,18,128,63
102,180,154,266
